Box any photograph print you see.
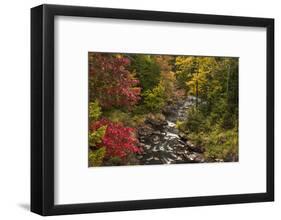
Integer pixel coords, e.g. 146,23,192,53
88,52,239,167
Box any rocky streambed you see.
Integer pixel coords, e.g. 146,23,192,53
136,97,206,165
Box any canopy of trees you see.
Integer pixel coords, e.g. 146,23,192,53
175,56,238,160
88,52,239,166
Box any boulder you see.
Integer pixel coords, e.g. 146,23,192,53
189,145,205,153
151,134,161,145
183,152,205,163
185,141,205,153
145,118,168,129
137,126,153,136
178,132,187,141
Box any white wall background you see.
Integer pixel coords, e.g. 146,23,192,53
0,0,279,219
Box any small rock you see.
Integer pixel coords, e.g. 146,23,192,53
145,118,167,129
138,126,153,136
179,132,187,141
144,145,151,150
186,140,195,148
152,146,159,152
188,145,205,153
147,156,153,161
153,130,162,135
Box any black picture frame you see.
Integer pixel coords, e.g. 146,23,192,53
31,4,274,216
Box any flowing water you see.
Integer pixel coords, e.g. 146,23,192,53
137,97,205,165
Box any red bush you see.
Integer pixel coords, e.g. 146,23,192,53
89,53,141,108
90,118,141,159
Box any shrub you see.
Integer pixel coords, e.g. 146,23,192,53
89,147,106,167
103,108,147,127
103,109,131,125
88,125,107,167
203,127,238,161
89,100,102,121
187,126,238,161
175,120,186,131
90,119,141,160
143,84,166,112
130,114,147,127
105,156,123,166
89,126,107,147
185,107,206,132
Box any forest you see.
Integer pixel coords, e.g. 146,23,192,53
88,52,238,167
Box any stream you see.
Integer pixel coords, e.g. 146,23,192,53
137,96,206,165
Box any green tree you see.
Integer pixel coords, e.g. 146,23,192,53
176,56,239,161
175,56,199,93
155,55,177,102
129,55,161,93
143,83,166,112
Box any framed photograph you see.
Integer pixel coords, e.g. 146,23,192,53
31,4,274,216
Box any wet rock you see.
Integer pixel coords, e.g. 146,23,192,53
149,160,162,165
139,138,146,143
163,105,178,117
179,132,187,141
170,153,178,159
186,140,195,147
137,97,207,165
151,134,161,144
138,142,145,148
152,146,159,152
145,118,168,129
146,156,154,161
167,138,180,146
138,126,153,136
166,132,179,138
183,152,205,163
224,154,238,162
185,141,205,153
193,154,205,163
188,145,205,153
167,126,178,134
178,139,186,145
165,145,173,152
152,130,162,135
144,144,151,150
176,149,186,155
161,157,174,164
167,121,176,127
